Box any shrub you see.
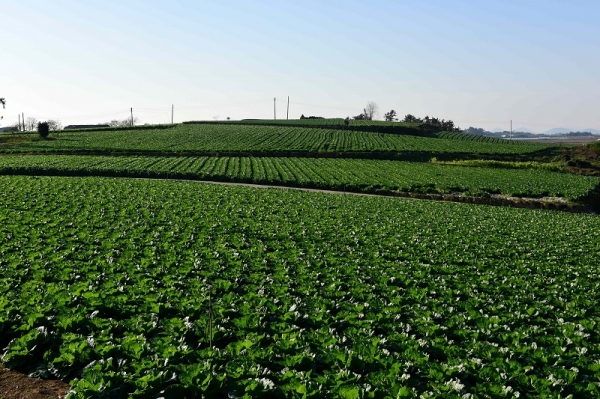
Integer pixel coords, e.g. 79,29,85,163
37,122,50,139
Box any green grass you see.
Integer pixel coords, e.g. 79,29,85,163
1,176,599,398
1,155,597,200
0,124,553,155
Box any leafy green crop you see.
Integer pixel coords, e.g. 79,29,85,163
183,118,424,128
0,124,552,155
1,176,599,398
0,155,597,201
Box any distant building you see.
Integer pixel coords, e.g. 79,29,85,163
64,124,110,130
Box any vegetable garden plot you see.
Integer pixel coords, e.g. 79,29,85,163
0,155,598,201
0,176,599,398
0,124,551,155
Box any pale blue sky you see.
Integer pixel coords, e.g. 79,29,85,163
2,0,599,132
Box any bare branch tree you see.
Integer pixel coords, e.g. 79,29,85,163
47,120,63,131
109,118,139,127
25,117,39,131
364,101,379,121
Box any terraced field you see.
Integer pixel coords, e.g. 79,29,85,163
1,121,598,398
0,155,597,201
0,124,552,155
1,176,599,398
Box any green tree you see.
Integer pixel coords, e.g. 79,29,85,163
384,109,398,122
37,121,50,139
402,114,421,123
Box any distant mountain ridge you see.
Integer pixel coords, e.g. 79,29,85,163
541,127,600,135
515,127,536,134
483,126,599,135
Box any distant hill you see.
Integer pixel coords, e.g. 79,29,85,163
488,127,599,135
541,127,600,135
543,127,574,135
515,127,536,134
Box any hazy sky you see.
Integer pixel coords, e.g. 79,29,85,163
2,0,599,132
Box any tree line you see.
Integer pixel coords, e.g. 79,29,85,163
351,101,460,131
2,117,62,132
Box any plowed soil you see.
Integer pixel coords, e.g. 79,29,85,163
0,363,69,399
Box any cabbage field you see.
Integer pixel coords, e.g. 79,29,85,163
1,176,599,398
183,118,423,128
0,155,598,201
0,124,551,155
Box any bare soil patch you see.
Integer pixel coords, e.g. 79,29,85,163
0,363,69,399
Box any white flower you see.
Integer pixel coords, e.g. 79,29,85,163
257,377,275,390
445,378,464,392
502,385,513,394
289,304,297,312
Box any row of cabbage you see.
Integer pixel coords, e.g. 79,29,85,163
183,119,423,128
0,176,598,398
436,132,518,144
0,155,597,200
1,124,551,155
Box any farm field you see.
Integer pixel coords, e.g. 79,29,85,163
0,155,598,201
183,118,422,128
181,119,432,135
1,176,599,398
0,124,553,155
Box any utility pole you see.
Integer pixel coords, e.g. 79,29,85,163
131,108,134,127
274,97,276,120
171,104,174,124
22,113,25,131
287,96,289,120
18,114,21,132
